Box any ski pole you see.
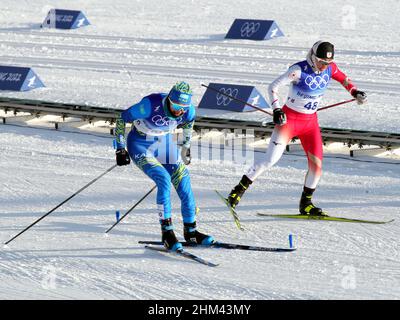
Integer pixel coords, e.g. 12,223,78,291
317,98,356,111
201,83,273,116
105,185,156,234
4,164,118,245
201,83,356,116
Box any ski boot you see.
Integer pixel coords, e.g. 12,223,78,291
299,188,327,216
227,175,252,208
161,218,183,251
184,221,215,246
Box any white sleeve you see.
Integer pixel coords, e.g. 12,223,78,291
268,65,301,110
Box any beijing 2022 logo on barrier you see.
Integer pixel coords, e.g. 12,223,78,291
304,74,330,90
240,22,261,38
216,88,239,106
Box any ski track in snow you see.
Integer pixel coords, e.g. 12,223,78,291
1,31,399,94
1,27,399,133
1,0,400,300
1,125,399,299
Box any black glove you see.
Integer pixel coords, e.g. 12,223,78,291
116,148,130,166
273,108,287,125
351,90,367,105
181,145,191,165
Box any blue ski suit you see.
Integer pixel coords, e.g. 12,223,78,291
115,93,196,223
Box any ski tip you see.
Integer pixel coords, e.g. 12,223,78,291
215,189,230,203
370,219,395,224
275,247,297,252
144,244,159,248
144,244,166,252
208,263,219,267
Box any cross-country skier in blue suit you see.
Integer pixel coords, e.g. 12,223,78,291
114,81,214,251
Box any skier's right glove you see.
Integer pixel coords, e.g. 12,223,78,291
351,90,367,105
181,145,191,165
273,108,287,126
116,148,131,166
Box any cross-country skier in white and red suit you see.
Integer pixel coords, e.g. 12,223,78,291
227,41,367,215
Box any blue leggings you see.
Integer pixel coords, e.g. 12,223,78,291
127,130,196,223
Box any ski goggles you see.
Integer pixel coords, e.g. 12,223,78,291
315,56,333,66
168,97,190,112
168,89,192,111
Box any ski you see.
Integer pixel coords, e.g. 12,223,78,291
257,213,394,224
140,241,296,252
215,190,244,230
144,245,219,267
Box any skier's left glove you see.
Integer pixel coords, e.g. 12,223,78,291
116,148,131,166
273,108,287,126
352,90,367,105
181,145,191,165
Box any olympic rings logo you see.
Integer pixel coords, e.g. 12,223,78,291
304,74,330,90
151,115,175,127
216,87,239,106
240,22,260,37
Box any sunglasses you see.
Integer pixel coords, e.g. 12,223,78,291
315,56,333,66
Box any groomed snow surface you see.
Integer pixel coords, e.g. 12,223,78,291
0,0,399,300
